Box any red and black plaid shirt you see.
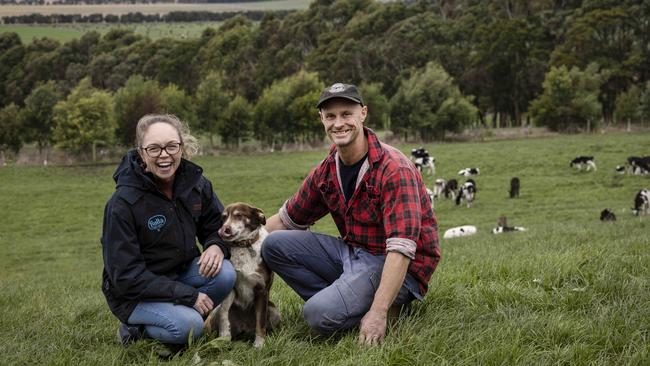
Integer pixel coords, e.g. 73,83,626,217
283,128,440,295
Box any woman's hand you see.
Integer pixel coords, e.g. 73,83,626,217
193,292,214,316
198,245,224,277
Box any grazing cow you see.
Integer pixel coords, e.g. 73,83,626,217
456,179,477,208
432,179,446,199
509,177,520,198
633,189,650,216
443,225,477,239
410,147,436,175
443,179,458,200
491,216,527,234
627,156,650,175
458,167,480,176
570,156,596,171
599,208,617,221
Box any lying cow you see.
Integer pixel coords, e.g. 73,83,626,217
627,156,650,175
570,156,596,171
458,167,479,176
491,216,527,234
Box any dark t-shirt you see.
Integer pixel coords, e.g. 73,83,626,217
339,154,368,202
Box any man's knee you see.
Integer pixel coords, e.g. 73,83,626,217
303,294,349,334
261,231,290,267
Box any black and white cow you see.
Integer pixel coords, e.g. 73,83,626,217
627,156,650,175
432,179,446,200
509,177,520,198
491,216,527,234
599,208,617,221
570,156,597,171
410,147,436,176
456,179,477,208
458,167,480,176
633,189,650,216
443,179,458,200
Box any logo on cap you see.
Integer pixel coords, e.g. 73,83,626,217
329,83,346,93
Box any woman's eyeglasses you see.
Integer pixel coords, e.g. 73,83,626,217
141,142,182,158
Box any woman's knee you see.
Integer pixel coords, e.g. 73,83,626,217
171,311,205,344
214,259,236,289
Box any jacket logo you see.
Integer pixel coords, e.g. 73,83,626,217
147,215,167,232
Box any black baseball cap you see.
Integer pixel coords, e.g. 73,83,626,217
317,83,364,109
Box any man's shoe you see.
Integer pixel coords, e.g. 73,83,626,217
116,323,143,346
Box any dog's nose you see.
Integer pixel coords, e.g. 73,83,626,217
223,226,231,235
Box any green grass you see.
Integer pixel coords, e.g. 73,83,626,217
1,132,649,365
0,22,225,43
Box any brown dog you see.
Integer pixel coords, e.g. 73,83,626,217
205,202,280,347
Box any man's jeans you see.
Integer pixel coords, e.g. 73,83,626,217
127,258,236,344
261,230,421,334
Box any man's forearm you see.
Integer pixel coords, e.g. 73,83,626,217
265,213,287,233
369,251,410,312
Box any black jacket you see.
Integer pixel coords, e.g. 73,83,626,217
101,150,230,323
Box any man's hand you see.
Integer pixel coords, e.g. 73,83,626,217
358,308,388,346
198,245,224,277
193,292,214,316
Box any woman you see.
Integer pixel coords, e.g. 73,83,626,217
101,114,236,346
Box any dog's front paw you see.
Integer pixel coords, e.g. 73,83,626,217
253,336,265,348
217,334,232,342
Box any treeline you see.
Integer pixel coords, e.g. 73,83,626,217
2,0,650,162
0,0,277,4
1,10,292,24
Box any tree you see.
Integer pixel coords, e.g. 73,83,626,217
194,71,231,150
52,78,115,161
219,95,253,148
0,103,23,165
254,70,323,149
287,89,322,144
390,62,477,140
161,84,197,129
529,64,604,131
614,85,642,130
641,81,650,126
359,82,390,130
550,7,637,123
19,81,61,164
113,75,163,147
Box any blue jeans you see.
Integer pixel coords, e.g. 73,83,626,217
127,258,236,344
261,230,421,334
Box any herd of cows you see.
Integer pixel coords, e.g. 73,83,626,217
568,155,650,219
410,148,650,239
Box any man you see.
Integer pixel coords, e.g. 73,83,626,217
262,83,440,345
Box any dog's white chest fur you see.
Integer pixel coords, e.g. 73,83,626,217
230,229,267,308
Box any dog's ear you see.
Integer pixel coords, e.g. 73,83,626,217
255,207,266,226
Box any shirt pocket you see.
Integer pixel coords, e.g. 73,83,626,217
319,181,341,213
352,185,381,223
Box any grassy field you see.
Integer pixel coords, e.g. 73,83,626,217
0,1,312,16
1,132,649,365
0,22,225,43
